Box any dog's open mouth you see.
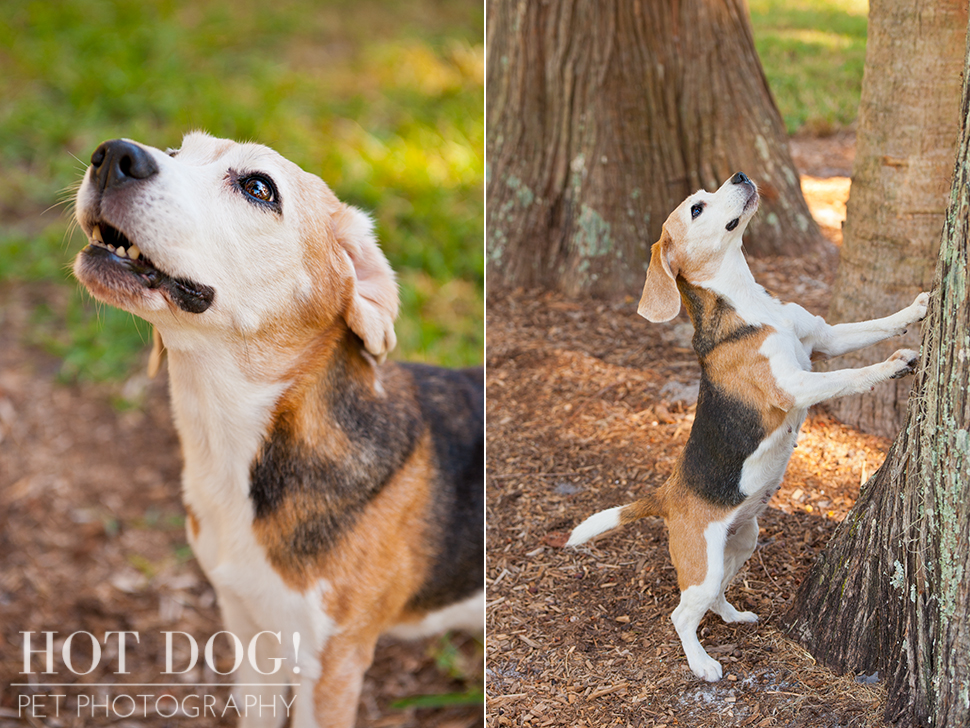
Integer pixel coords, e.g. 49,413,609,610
81,222,215,314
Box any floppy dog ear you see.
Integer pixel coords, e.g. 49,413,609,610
333,205,399,362
637,230,681,322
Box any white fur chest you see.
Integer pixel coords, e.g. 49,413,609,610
166,345,283,565
165,345,336,681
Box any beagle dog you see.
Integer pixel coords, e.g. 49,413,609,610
567,172,929,682
73,133,483,727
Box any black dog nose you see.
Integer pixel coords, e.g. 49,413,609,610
91,139,158,192
731,171,751,185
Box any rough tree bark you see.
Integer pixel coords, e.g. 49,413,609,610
486,0,826,295
785,28,970,727
823,0,966,438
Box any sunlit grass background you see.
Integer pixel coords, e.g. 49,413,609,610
0,0,866,382
749,0,868,134
0,0,483,380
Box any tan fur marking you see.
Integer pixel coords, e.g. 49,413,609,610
268,332,359,458
620,491,665,523
682,284,794,428
318,433,436,628
704,329,792,430
251,432,437,630
311,635,375,727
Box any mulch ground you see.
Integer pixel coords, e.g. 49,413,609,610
0,132,866,728
485,134,901,728
0,283,483,728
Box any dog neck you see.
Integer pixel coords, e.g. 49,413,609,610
688,247,771,326
164,325,381,505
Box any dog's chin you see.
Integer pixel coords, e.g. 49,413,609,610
742,190,759,214
76,223,215,315
725,190,760,235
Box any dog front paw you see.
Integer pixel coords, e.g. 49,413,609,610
909,292,930,323
888,349,919,379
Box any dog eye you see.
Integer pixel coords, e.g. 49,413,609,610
691,203,704,219
241,176,276,202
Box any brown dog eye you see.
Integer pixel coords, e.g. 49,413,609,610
231,171,282,212
242,177,274,202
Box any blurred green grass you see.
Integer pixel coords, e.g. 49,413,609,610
749,0,868,134
0,0,483,380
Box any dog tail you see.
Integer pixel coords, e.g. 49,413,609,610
565,491,665,547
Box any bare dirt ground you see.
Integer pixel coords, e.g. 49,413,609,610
484,134,905,728
0,284,483,727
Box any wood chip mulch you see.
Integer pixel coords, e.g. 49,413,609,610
485,249,897,728
0,283,483,728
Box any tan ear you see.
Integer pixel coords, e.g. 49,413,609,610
333,205,399,361
148,327,166,378
637,231,681,322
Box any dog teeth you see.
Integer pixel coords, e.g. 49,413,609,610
87,224,140,261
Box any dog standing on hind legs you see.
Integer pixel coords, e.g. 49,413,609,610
566,172,929,682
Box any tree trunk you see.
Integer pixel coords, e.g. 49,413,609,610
823,0,966,438
486,0,826,296
784,27,970,727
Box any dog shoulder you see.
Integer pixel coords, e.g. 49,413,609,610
399,363,483,440
247,357,482,617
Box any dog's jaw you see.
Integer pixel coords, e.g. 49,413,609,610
725,180,760,240
75,223,216,315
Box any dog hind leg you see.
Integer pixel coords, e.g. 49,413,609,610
712,517,758,624
669,519,729,681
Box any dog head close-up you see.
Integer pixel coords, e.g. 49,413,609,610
74,131,398,363
638,172,760,323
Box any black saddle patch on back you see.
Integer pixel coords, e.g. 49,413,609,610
401,363,484,611
680,374,765,508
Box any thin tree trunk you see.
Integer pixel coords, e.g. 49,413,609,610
486,0,826,296
823,0,966,438
785,26,970,727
